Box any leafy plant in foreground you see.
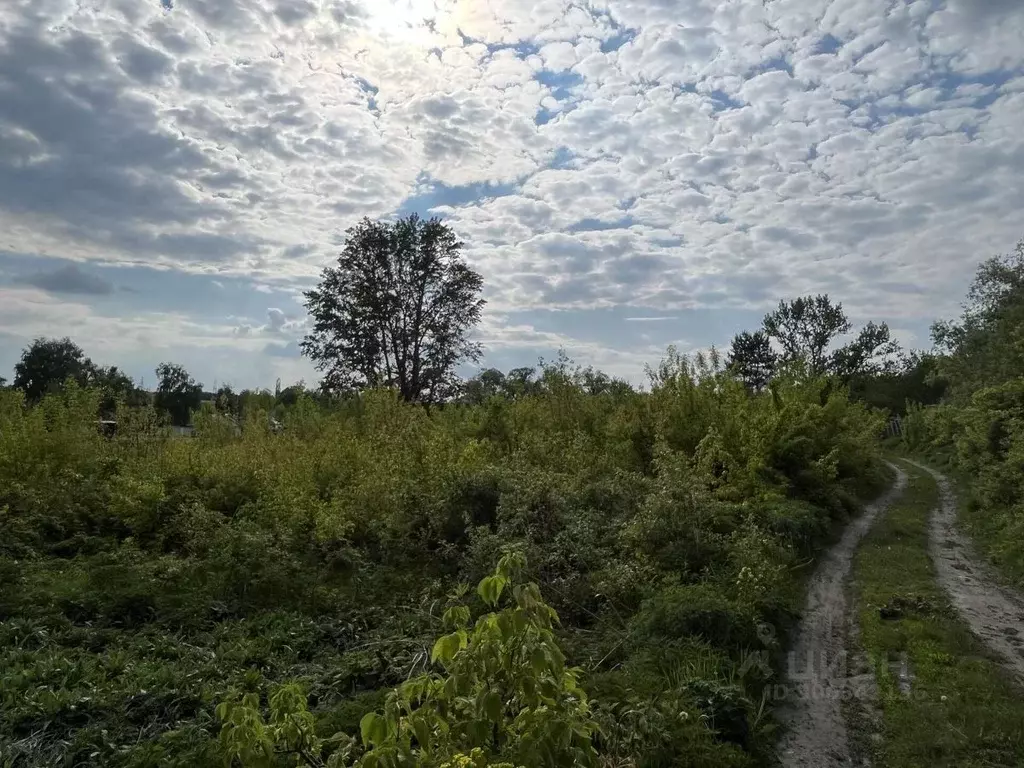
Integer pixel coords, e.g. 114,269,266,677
217,553,601,767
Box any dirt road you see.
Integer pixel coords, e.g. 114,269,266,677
906,460,1024,684
777,464,908,768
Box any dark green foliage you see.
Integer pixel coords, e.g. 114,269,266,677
633,585,758,649
154,362,204,427
728,295,900,389
903,240,1024,586
828,320,900,382
92,364,150,417
588,641,762,768
932,239,1024,401
461,368,514,404
725,331,774,392
215,384,242,417
13,337,94,402
11,338,148,416
302,214,485,403
751,499,830,556
847,352,947,415
0,346,886,766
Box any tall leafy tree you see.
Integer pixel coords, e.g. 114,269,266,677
828,321,901,381
302,214,485,403
729,295,898,387
462,368,507,404
932,239,1024,400
762,295,851,375
154,362,203,427
503,366,538,398
13,337,94,401
725,330,776,391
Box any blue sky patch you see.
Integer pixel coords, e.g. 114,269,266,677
398,178,518,216
0,0,1020,387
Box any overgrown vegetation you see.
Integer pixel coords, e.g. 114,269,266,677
0,348,887,766
5,223,1020,766
218,552,603,767
851,462,1024,766
901,239,1024,586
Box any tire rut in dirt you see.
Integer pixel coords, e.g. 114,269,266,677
777,464,908,768
906,459,1024,685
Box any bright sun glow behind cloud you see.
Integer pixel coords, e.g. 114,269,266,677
0,0,1022,388
361,0,447,40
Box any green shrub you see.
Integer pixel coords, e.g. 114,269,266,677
0,357,884,766
218,554,601,767
633,584,759,649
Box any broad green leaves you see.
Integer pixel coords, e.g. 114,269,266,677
218,685,329,768
346,556,599,767
443,605,471,629
215,556,600,767
360,712,389,748
481,690,503,722
431,630,468,666
476,574,507,607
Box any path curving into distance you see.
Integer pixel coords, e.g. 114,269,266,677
778,463,908,768
906,459,1024,685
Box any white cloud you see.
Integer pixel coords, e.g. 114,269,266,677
0,286,315,388
232,307,306,336
1,0,1022,382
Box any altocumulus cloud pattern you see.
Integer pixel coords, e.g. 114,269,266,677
0,0,1022,386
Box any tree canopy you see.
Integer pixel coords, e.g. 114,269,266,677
932,239,1024,400
727,294,899,389
13,337,95,402
10,337,147,415
302,214,485,404
725,330,775,392
847,351,947,415
154,362,203,427
762,294,851,375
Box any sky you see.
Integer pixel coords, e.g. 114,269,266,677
0,0,1022,390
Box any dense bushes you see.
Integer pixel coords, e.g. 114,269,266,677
0,354,886,766
904,382,1024,583
901,240,1024,586
218,553,603,768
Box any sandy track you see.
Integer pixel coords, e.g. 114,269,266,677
778,464,908,768
906,460,1024,684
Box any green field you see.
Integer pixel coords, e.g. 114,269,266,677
0,364,887,767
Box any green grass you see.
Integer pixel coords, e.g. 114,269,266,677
851,462,1024,767
951,475,1024,593
895,442,1024,591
